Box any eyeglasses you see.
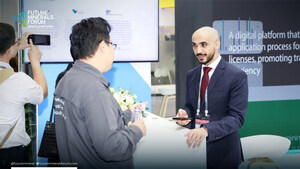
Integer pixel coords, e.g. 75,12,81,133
12,38,20,46
105,41,117,49
7,38,20,50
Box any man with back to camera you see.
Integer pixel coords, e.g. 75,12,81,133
54,17,147,169
0,23,48,169
175,26,248,169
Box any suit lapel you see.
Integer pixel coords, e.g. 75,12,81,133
208,58,226,92
191,65,202,104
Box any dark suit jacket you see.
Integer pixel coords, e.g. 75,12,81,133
184,57,248,169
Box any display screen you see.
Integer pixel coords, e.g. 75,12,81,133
176,0,300,151
27,34,50,46
22,0,158,62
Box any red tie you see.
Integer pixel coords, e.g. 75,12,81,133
200,67,212,103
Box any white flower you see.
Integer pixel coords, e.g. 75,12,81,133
109,87,115,93
125,95,135,105
121,105,128,111
110,87,137,111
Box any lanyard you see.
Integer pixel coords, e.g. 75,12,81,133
196,69,209,117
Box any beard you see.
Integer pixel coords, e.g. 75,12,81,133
197,50,215,65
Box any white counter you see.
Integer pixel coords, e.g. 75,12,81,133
134,112,206,169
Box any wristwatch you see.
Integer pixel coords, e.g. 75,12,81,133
202,125,208,135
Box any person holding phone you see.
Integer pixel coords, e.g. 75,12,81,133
0,22,47,169
175,26,248,169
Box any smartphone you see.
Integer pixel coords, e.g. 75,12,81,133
27,34,50,45
172,117,193,120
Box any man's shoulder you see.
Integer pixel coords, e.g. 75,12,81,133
13,71,30,78
219,61,247,83
222,59,246,76
12,72,40,85
187,65,201,74
54,70,104,101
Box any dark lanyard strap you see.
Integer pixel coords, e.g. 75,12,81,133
49,97,55,122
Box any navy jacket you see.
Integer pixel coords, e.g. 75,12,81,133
184,57,248,169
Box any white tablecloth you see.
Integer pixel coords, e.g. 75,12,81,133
133,112,206,169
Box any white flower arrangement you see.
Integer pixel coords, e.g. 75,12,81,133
109,87,137,111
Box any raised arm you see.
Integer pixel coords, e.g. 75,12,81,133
28,39,48,99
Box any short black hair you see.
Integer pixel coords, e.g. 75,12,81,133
70,17,111,60
0,23,16,55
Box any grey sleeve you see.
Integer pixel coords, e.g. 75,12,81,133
123,109,133,124
84,90,143,162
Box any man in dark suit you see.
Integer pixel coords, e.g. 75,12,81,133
176,26,248,169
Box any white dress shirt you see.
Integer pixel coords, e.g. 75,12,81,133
0,61,43,148
200,55,222,81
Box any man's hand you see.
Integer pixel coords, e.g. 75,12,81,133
175,109,191,126
18,32,31,50
184,128,208,148
28,39,42,64
128,120,147,136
